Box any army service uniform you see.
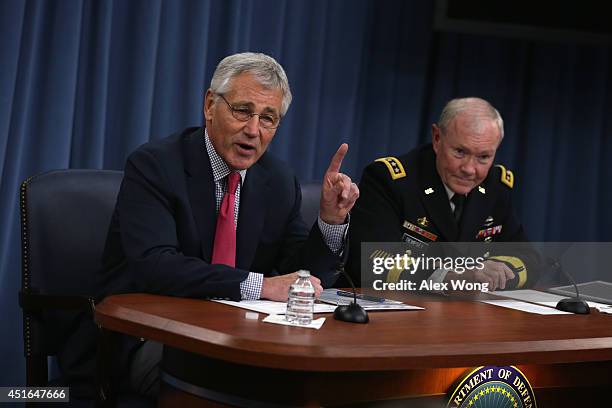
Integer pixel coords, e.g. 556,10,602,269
346,144,537,289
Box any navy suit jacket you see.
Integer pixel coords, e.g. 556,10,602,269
98,127,340,301
94,128,340,384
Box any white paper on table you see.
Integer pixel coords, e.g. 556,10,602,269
212,299,336,315
493,289,611,309
262,314,326,329
359,303,424,311
318,288,424,311
594,305,612,314
494,289,565,304
481,299,571,315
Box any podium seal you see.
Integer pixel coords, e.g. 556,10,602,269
448,366,536,408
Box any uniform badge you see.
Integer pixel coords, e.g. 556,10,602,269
375,157,406,180
424,187,434,195
495,164,514,188
417,216,429,227
403,220,438,241
402,233,428,250
478,186,486,194
476,225,503,240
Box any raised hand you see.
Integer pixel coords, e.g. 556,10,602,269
319,143,359,224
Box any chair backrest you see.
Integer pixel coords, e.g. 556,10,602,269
20,169,123,388
300,182,321,227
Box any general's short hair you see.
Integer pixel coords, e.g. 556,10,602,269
438,97,504,139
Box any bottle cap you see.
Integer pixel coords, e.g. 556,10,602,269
297,269,310,277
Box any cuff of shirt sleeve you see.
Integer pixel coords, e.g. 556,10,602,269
240,272,264,300
317,215,349,255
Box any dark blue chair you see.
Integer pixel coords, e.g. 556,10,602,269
19,169,152,407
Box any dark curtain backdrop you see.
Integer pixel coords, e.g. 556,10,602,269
1,0,610,386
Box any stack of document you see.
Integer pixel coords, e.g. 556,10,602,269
212,289,423,314
485,289,612,315
318,289,423,311
213,299,336,314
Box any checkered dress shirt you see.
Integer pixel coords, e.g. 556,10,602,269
204,129,347,299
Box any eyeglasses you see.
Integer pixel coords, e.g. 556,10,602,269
217,94,281,129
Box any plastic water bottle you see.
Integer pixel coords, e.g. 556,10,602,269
286,270,315,325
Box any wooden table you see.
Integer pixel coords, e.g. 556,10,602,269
95,292,612,407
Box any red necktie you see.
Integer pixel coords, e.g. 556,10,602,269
211,172,240,267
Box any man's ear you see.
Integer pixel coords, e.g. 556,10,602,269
203,89,215,121
432,124,441,154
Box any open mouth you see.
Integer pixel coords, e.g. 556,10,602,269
235,143,256,153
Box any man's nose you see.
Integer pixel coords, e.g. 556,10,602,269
460,157,477,176
243,115,260,136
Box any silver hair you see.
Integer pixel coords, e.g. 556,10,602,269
210,52,292,116
437,97,504,140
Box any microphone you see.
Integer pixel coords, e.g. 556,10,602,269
552,258,590,314
333,230,369,324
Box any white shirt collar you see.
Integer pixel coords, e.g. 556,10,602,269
443,183,455,201
204,129,247,184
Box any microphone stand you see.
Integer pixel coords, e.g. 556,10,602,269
553,259,590,314
333,230,369,324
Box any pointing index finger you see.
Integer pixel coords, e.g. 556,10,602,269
327,143,348,174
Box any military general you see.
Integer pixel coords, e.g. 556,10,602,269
347,97,538,291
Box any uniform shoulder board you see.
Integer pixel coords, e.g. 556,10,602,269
375,156,406,180
495,164,514,188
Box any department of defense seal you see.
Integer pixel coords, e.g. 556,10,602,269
448,366,536,408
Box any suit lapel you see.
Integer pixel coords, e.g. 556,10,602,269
418,149,458,241
236,159,269,270
183,130,217,262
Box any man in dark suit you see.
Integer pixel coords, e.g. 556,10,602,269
98,52,359,396
347,97,537,291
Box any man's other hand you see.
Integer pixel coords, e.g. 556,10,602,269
446,260,515,291
260,272,323,301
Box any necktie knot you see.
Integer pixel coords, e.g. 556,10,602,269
227,172,240,195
